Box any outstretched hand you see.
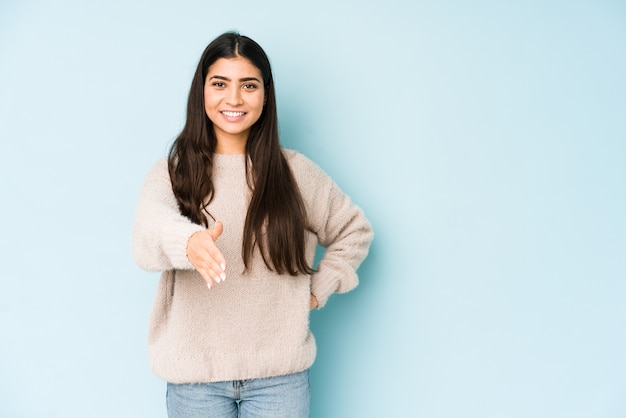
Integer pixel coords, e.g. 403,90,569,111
186,221,227,289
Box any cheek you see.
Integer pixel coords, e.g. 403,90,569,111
253,94,266,112
203,91,212,107
203,96,220,119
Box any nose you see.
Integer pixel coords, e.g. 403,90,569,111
226,86,243,106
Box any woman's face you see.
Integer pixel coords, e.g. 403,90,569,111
204,56,265,153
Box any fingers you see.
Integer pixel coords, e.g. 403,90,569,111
187,224,227,289
197,261,226,289
193,249,225,287
208,220,223,241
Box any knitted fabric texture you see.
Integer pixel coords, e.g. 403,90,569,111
132,150,373,384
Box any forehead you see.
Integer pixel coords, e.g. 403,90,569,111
207,57,262,78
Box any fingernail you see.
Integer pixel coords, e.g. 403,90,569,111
220,272,226,281
214,276,221,283
207,283,212,289
220,263,226,270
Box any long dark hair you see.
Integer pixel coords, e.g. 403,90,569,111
168,31,313,276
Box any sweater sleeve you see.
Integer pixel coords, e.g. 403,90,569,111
131,159,206,272
289,152,374,308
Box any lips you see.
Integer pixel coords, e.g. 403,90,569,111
221,111,246,117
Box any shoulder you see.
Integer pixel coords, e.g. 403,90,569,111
282,148,328,179
281,148,339,201
151,158,169,173
144,159,169,180
139,159,172,194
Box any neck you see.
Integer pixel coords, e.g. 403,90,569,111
214,132,248,154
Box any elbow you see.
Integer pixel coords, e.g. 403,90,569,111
131,228,162,272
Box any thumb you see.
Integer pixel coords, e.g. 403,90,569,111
208,220,223,241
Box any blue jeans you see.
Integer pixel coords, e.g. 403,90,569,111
166,369,310,418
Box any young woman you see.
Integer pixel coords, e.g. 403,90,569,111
132,32,373,418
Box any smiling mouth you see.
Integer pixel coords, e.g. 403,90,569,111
221,111,246,117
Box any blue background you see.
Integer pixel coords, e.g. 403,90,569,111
1,1,625,417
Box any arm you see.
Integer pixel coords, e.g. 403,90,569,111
310,181,373,308
291,153,373,308
131,160,206,272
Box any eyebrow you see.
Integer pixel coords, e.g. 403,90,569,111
208,75,262,83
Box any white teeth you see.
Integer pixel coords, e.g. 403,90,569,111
222,111,245,117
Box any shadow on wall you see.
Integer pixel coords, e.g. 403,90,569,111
309,238,383,417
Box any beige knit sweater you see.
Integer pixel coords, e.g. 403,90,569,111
132,150,373,384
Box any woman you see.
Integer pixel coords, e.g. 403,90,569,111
132,31,373,417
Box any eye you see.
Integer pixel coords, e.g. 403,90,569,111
242,83,258,90
212,82,226,88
